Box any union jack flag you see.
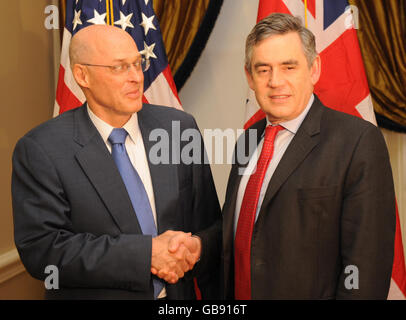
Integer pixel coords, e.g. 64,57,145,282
54,0,181,116
245,0,406,299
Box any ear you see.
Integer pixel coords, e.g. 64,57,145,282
310,55,321,85
72,64,90,88
245,66,255,91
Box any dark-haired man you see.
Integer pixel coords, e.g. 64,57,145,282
222,13,395,300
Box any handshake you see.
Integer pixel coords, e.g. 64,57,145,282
151,230,202,284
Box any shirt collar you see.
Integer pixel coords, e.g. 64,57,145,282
87,104,140,144
266,94,314,134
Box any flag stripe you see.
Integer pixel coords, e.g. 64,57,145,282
392,204,406,298
257,0,290,21
355,94,376,126
315,29,368,119
244,109,265,131
144,67,182,110
162,65,181,105
55,65,83,114
388,279,406,300
302,0,316,19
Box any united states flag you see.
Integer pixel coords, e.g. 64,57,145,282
245,0,406,299
54,0,182,116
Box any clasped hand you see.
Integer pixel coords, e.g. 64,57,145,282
151,230,201,284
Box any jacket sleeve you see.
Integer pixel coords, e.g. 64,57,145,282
11,136,153,292
336,125,396,299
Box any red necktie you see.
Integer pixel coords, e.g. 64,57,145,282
234,125,284,300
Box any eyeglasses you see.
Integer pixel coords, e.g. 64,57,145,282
79,57,150,74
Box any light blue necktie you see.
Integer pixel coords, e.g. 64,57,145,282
108,128,164,299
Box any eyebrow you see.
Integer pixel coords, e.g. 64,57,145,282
254,62,271,69
112,54,142,62
254,59,299,69
281,59,299,65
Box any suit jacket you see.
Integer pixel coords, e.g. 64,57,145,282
12,103,221,300
222,96,396,299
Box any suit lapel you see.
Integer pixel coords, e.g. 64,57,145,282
222,164,242,251
258,97,324,217
73,105,142,234
138,105,179,234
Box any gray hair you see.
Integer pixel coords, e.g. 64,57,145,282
245,13,317,72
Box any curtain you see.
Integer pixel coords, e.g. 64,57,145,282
59,0,66,42
154,0,224,90
154,0,210,76
349,0,406,132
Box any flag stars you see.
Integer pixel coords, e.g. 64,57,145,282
140,13,156,35
87,9,106,25
114,11,134,31
72,9,83,30
140,42,157,60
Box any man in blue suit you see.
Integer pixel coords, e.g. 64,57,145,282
12,25,221,300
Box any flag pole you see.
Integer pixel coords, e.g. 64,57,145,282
110,0,114,25
304,0,308,27
106,0,115,25
106,0,110,25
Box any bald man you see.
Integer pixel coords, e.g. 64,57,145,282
11,25,221,300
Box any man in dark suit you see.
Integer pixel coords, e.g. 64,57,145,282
12,25,221,299
222,13,396,299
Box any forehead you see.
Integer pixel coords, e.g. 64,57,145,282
252,32,306,63
91,29,139,61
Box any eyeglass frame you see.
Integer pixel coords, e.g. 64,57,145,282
78,57,150,74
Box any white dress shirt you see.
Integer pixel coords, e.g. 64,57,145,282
87,106,158,227
234,94,314,236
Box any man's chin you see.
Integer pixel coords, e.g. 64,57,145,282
261,104,289,115
261,109,292,123
126,101,143,113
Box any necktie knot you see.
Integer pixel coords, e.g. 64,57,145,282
264,125,284,143
108,128,128,145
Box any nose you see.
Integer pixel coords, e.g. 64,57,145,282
127,65,143,83
268,68,284,88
